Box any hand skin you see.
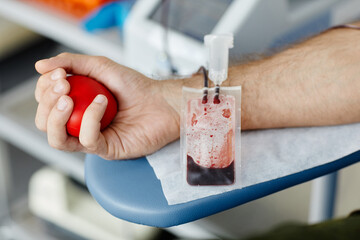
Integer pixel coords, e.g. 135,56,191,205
35,27,360,160
35,53,179,160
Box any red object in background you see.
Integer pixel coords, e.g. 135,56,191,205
66,75,118,137
33,0,114,19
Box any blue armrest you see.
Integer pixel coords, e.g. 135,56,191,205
85,151,360,228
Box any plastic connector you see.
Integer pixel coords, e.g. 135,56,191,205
204,34,234,86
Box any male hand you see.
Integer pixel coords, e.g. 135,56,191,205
35,53,180,160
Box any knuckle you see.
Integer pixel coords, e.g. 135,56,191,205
35,74,54,100
35,117,46,132
48,139,64,150
56,79,71,93
43,89,55,104
47,132,66,150
36,75,47,91
62,79,71,90
34,89,40,102
95,56,110,65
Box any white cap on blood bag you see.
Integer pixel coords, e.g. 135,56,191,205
204,33,234,86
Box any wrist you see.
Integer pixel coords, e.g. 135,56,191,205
150,68,256,130
150,67,260,131
152,74,203,114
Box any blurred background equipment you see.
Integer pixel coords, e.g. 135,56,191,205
29,167,159,240
27,0,114,19
0,18,39,61
124,0,343,76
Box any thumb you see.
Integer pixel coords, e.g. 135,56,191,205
79,94,109,156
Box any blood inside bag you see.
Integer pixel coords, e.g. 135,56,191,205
186,94,235,185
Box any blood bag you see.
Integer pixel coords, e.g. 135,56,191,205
180,86,241,186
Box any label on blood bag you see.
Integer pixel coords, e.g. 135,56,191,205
186,94,235,185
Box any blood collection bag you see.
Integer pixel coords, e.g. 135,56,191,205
180,86,241,186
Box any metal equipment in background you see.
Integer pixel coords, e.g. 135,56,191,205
124,0,360,77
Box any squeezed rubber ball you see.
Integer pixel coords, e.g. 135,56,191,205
66,75,118,137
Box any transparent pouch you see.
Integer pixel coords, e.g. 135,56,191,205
180,86,241,187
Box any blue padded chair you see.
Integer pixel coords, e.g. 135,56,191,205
85,151,360,228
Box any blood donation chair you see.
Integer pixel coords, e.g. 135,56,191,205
85,151,360,229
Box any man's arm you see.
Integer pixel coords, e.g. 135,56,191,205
158,26,360,130
34,25,360,159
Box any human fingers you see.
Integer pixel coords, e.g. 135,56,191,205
79,94,109,157
35,78,70,131
35,53,116,85
35,68,67,103
35,53,151,107
47,96,84,152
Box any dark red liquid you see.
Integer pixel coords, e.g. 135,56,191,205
187,155,234,186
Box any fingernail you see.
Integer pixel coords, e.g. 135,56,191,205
57,97,68,111
51,70,62,80
53,83,64,93
94,94,106,104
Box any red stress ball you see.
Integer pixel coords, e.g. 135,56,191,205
66,75,118,137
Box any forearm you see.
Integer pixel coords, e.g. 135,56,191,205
157,26,360,130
